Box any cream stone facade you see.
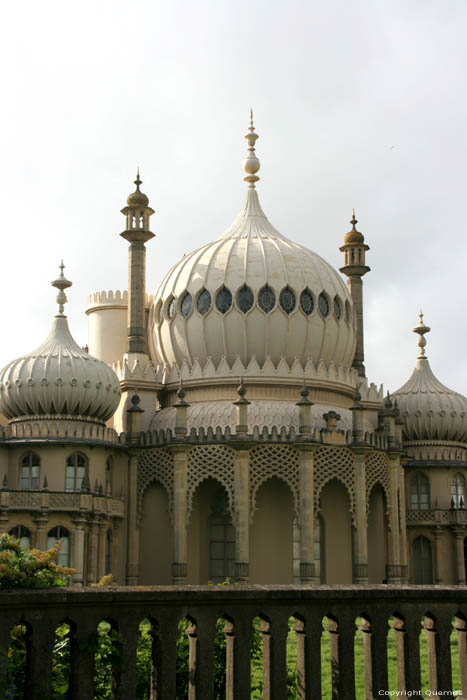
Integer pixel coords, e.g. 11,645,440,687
0,117,466,586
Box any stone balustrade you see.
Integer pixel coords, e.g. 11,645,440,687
0,489,125,517
407,508,467,526
0,585,466,699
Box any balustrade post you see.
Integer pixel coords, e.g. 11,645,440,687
24,617,58,699
116,617,140,700
223,615,252,700
455,616,467,698
233,449,250,582
186,611,218,699
399,615,421,693
261,614,289,700
433,616,453,694
172,447,188,583
69,618,97,700
150,613,179,700
328,613,356,700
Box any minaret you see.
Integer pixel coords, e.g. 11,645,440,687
120,170,155,355
339,210,370,377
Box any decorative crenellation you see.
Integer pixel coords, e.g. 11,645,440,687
187,445,236,521
2,418,122,444
86,290,154,308
249,445,300,522
113,356,162,384
404,441,467,462
160,354,383,403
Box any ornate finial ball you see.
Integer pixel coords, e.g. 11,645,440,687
384,392,393,409
243,154,260,175
177,380,186,401
354,386,361,403
237,378,247,398
131,393,141,406
300,383,310,399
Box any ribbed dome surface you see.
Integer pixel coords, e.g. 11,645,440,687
148,188,356,371
391,357,467,442
0,315,121,422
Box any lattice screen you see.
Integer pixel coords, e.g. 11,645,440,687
314,447,355,519
186,445,236,521
249,445,300,522
365,452,391,520
137,448,174,524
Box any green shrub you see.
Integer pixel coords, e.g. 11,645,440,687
0,533,74,589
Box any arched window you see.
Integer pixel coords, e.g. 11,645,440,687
47,526,70,567
105,457,113,495
412,536,433,584
9,526,31,550
451,473,465,508
66,453,88,492
209,489,235,583
410,473,429,510
20,453,40,490
105,530,113,575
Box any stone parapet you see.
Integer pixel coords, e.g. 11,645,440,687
0,489,125,517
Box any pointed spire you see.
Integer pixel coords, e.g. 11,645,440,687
413,310,431,359
51,261,72,317
135,167,142,189
243,111,260,189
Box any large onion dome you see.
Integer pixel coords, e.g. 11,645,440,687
148,116,356,371
391,313,467,442
0,264,121,423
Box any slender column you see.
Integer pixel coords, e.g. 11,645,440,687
87,517,99,584
126,453,140,584
298,447,315,583
453,527,466,585
353,451,368,583
386,455,402,583
233,448,250,581
97,520,107,579
398,464,408,582
432,526,443,584
71,515,87,585
172,447,188,583
33,513,48,550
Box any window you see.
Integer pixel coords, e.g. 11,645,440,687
279,286,296,315
412,536,433,584
209,489,235,583
300,289,314,316
236,285,254,313
105,530,113,575
66,453,88,492
9,526,31,550
410,473,429,510
105,457,113,494
167,297,176,319
215,286,233,314
47,526,70,567
451,473,465,508
333,296,342,320
258,285,275,313
20,453,40,490
180,292,193,318
197,289,211,315
318,293,330,317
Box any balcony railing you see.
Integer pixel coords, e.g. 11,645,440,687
0,489,125,517
0,585,466,699
406,508,467,526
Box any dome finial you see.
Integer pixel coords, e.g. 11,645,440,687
351,208,357,228
51,261,72,317
243,110,260,189
135,167,142,190
413,310,431,359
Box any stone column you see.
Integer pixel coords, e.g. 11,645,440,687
453,527,466,585
432,526,443,584
398,464,408,582
87,518,99,584
71,515,87,585
126,240,147,353
97,520,107,580
33,513,48,550
172,447,188,583
353,450,368,583
126,453,140,585
386,455,402,583
297,446,316,583
233,448,250,581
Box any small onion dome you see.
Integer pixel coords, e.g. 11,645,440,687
127,170,149,208
343,210,365,245
0,264,121,423
390,313,467,442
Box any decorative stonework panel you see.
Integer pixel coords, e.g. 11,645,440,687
314,447,355,518
365,452,391,517
138,449,174,524
187,445,236,521
249,445,300,521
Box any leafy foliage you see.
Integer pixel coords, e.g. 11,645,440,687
0,533,74,589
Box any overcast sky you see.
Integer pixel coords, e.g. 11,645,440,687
1,0,466,396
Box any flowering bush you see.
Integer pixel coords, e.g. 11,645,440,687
0,533,75,588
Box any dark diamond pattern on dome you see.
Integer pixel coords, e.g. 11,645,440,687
236,285,254,313
300,289,314,316
333,296,341,320
215,286,233,314
181,292,193,317
318,293,329,317
279,286,296,315
258,285,275,313
168,298,176,319
197,289,211,315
